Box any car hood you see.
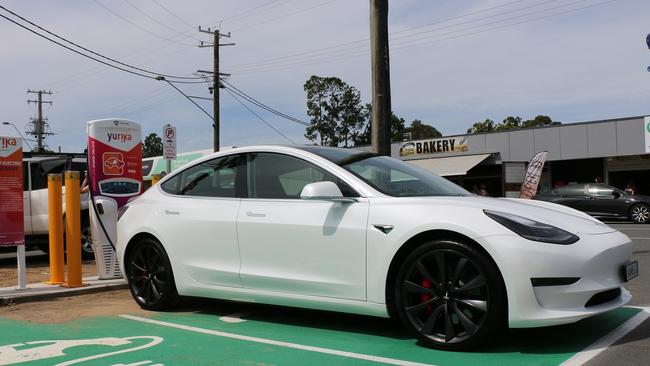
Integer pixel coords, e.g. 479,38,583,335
407,196,617,235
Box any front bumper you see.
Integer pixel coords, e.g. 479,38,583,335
479,230,634,328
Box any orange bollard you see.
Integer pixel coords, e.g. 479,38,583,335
151,174,160,185
63,170,83,288
46,174,64,284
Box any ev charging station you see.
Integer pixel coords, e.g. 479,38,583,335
87,119,142,279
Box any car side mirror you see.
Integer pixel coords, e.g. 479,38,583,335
300,181,355,203
613,191,621,199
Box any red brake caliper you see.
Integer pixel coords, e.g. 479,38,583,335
421,278,433,315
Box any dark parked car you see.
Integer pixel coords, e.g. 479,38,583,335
536,183,649,224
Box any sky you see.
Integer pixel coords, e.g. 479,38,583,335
0,0,649,153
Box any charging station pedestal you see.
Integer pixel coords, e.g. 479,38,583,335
87,119,142,279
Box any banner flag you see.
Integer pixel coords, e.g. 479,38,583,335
520,151,547,199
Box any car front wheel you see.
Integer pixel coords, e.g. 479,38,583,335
125,238,179,310
392,239,506,350
630,204,650,224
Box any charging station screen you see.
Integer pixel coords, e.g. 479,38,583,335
87,119,142,208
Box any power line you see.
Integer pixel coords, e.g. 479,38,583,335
224,87,295,144
93,0,195,46
231,0,340,33
229,0,569,72
150,0,195,28
224,0,534,70
221,80,309,126
231,0,618,75
0,5,203,81
157,76,214,120
123,0,200,40
208,0,292,26
0,9,208,84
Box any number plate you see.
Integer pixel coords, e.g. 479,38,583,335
623,261,639,282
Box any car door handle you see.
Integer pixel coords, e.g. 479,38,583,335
246,211,266,218
164,210,180,215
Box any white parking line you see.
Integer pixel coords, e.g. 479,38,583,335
559,307,650,366
629,237,650,240
120,314,435,366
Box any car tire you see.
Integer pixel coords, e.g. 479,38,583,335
392,239,506,351
630,204,650,224
80,213,95,260
125,238,179,311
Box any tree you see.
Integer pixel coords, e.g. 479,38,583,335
353,104,405,145
522,115,553,128
304,75,365,147
467,115,558,134
404,119,442,140
495,116,522,131
467,119,496,134
142,133,162,158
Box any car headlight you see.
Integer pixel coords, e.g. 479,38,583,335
483,210,579,244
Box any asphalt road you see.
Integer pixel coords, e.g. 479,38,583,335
587,223,650,366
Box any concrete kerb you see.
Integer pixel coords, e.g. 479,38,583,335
0,276,127,304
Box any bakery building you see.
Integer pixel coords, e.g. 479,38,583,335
392,116,650,197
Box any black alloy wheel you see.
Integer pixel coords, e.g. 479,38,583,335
126,238,179,310
630,204,650,224
393,240,506,350
80,218,94,260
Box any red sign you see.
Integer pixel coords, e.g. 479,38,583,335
87,119,143,208
0,136,24,246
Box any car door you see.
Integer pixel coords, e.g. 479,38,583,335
553,184,589,211
156,154,244,288
582,184,629,218
237,152,369,301
29,158,67,234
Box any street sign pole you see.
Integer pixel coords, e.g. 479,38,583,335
163,124,177,175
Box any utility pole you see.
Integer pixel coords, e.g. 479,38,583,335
27,89,53,152
199,27,234,152
370,0,391,156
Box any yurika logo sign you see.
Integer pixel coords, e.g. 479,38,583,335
107,132,132,144
0,136,17,149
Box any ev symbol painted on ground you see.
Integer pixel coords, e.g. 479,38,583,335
0,336,163,366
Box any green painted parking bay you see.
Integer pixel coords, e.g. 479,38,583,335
0,306,646,366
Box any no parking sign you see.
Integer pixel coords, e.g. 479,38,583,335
163,124,176,161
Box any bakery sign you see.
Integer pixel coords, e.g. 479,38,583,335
399,136,468,157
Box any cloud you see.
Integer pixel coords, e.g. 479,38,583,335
1,0,648,152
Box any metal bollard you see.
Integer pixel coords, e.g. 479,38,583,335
63,171,83,288
46,174,65,284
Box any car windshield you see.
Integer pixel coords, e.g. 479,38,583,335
339,153,471,197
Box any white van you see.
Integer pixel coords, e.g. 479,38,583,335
22,153,94,259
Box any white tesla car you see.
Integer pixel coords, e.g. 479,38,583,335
117,145,637,350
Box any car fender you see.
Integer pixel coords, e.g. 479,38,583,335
366,198,508,304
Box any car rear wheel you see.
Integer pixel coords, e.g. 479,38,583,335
630,204,649,224
126,238,179,310
392,239,506,350
80,215,94,260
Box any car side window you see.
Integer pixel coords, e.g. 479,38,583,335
554,184,585,196
30,159,67,190
161,155,241,198
247,152,355,199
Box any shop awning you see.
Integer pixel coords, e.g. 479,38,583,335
406,153,492,176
